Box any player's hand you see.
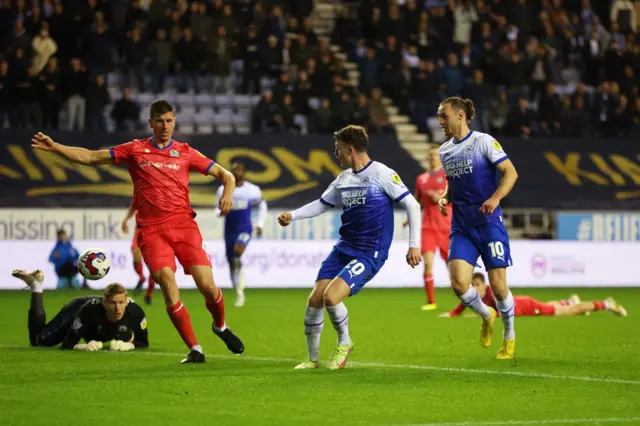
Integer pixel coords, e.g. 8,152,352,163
402,220,408,228
86,340,103,351
218,194,233,216
109,340,135,352
278,212,292,227
255,227,263,237
438,312,452,318
31,132,56,151
438,198,449,216
121,220,129,234
480,196,500,215
406,247,421,268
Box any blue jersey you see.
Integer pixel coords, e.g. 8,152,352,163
216,181,264,235
439,131,509,229
320,161,410,260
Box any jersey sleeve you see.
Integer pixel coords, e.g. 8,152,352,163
60,307,89,349
129,304,149,348
415,175,423,199
479,136,508,165
380,168,411,202
187,145,216,175
109,141,137,164
319,178,341,207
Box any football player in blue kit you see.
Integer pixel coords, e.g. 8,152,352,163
437,97,519,359
215,161,267,307
278,125,422,369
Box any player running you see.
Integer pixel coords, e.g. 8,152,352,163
437,97,519,359
31,99,244,364
440,273,628,318
121,199,156,304
13,269,149,351
278,125,422,369
404,144,452,310
215,161,267,308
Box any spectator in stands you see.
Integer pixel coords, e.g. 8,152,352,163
123,26,147,92
507,96,534,139
252,89,279,133
631,97,640,137
464,70,491,132
31,27,57,74
351,93,370,128
594,81,616,137
310,98,333,133
538,83,562,136
210,25,232,94
63,58,87,131
489,90,510,136
262,34,283,80
174,28,203,94
240,25,262,94
294,70,313,115
280,93,299,133
86,74,110,131
368,87,393,134
450,0,478,46
443,52,463,98
0,59,10,128
610,0,637,34
40,57,62,130
15,64,42,128
111,88,140,132
148,29,173,94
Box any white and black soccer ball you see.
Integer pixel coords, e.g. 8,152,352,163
77,248,111,280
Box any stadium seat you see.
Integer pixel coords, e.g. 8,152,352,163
194,93,214,109
213,109,233,134
136,92,156,105
175,93,195,108
213,95,233,110
194,111,214,134
234,95,253,109
178,124,195,135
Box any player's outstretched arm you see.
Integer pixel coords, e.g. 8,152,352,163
278,199,331,227
398,195,422,268
208,164,235,216
31,132,112,166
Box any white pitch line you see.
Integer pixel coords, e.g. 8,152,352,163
1,344,640,386
401,417,640,426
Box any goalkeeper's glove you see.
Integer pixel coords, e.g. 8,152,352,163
108,340,135,352
74,340,103,351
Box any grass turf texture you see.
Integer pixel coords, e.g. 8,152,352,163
0,288,639,426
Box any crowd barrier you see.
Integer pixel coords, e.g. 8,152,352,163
1,240,637,290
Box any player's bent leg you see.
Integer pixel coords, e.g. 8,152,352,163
13,270,46,346
188,265,245,355
295,279,332,369
132,247,145,294
487,267,516,359
421,251,437,310
323,277,354,370
231,243,248,307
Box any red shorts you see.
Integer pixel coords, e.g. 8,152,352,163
137,219,211,274
421,228,450,259
514,296,556,316
131,229,140,250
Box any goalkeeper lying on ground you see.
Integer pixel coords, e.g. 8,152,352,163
13,270,148,351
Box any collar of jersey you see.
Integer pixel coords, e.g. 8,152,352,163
150,137,174,151
353,160,374,174
453,131,473,144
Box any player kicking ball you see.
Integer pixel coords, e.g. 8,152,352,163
215,161,267,307
13,270,149,351
440,272,628,318
31,99,244,363
278,125,422,369
404,144,452,310
437,97,519,359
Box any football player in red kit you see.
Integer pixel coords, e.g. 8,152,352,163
405,145,451,310
122,199,156,305
441,273,628,318
31,100,244,363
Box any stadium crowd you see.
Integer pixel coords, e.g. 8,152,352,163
0,0,638,138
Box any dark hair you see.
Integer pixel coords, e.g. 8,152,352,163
231,160,245,168
472,272,485,282
333,125,369,152
57,229,66,237
441,97,475,123
104,283,127,299
149,100,174,119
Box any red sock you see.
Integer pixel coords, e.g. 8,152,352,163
166,301,199,349
205,289,226,329
133,262,145,281
145,277,156,297
424,274,436,304
593,301,606,311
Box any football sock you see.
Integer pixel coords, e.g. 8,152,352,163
326,302,350,346
205,289,227,331
593,301,607,311
28,289,46,346
191,345,203,354
496,291,516,340
424,274,436,304
133,262,145,281
31,278,43,294
145,277,156,297
304,305,324,362
167,301,199,349
459,286,492,320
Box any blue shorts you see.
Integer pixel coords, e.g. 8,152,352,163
225,231,252,261
316,248,385,296
449,223,513,270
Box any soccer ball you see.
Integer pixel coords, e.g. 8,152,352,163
78,248,111,280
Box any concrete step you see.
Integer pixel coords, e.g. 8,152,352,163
390,115,409,125
396,123,418,134
385,105,399,115
404,133,429,144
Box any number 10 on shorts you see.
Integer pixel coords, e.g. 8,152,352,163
345,259,365,278
488,241,505,260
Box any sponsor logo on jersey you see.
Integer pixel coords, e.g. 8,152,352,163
140,318,147,330
492,141,503,151
139,159,181,171
170,150,180,157
72,317,82,330
144,149,150,153
341,188,368,209
444,159,474,178
391,173,402,185
118,325,129,333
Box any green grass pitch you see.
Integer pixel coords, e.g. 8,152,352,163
0,287,639,426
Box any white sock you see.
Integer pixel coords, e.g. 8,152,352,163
191,344,203,354
496,291,516,340
459,286,491,320
304,306,324,362
31,279,43,294
604,300,611,310
326,302,350,346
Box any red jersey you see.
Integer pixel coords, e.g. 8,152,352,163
415,169,451,230
110,138,215,227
